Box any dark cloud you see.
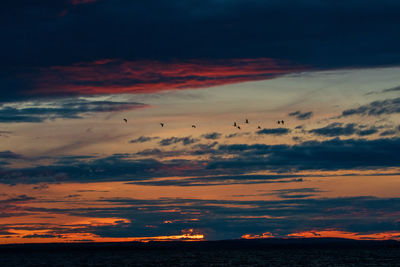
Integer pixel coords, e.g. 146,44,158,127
128,174,304,187
0,151,23,159
342,98,400,117
225,132,251,139
382,85,400,93
256,128,291,135
2,137,400,184
309,123,378,137
27,195,400,240
129,136,159,144
288,111,313,120
211,138,400,172
367,85,400,95
201,132,221,140
0,194,35,204
159,136,199,146
2,1,400,101
269,188,323,199
0,98,147,123
0,155,167,184
380,125,400,136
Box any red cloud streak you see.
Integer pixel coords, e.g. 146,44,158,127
32,58,306,96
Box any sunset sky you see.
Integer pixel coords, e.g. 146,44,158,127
1,0,400,244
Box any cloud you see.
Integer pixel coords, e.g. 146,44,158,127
309,123,378,137
0,150,23,159
0,98,147,123
129,136,159,144
129,174,304,187
382,85,400,93
2,1,400,102
37,195,400,240
288,111,313,120
225,132,251,138
341,98,400,117
380,125,400,136
24,58,302,98
201,132,221,140
256,128,291,135
211,137,400,172
367,85,400,95
159,136,199,146
71,0,97,5
2,136,400,185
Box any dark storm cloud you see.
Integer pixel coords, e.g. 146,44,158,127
129,136,159,144
2,0,400,101
0,98,147,123
256,128,291,135
288,111,313,120
341,97,400,117
201,132,222,140
159,136,199,146
309,123,378,137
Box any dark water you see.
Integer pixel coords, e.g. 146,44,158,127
1,239,399,266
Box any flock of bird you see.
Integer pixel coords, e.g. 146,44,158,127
123,118,285,130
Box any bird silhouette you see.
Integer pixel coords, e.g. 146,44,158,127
160,123,164,127
245,119,249,124
123,118,127,123
281,120,284,125
233,122,237,127
258,125,261,129
237,126,241,130
192,125,196,128
277,120,281,124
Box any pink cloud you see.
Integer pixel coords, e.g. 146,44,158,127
31,58,306,97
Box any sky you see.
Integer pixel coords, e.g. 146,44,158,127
1,0,400,243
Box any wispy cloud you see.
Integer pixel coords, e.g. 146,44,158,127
0,98,147,123
30,58,303,97
129,136,160,144
341,97,400,117
288,110,313,120
256,128,291,135
309,123,378,137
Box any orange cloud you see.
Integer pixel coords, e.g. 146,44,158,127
31,58,305,97
287,230,400,240
241,232,274,239
242,230,400,241
0,228,204,244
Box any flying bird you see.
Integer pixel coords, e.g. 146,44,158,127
160,123,164,127
123,118,127,123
